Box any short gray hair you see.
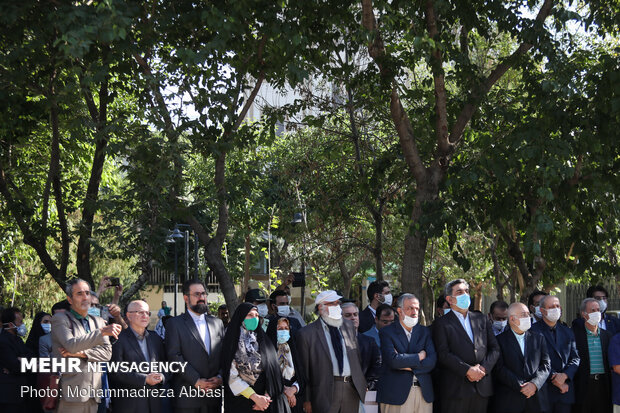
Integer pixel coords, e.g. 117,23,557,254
539,294,558,309
580,298,598,313
341,302,358,311
397,293,418,308
65,278,91,297
508,302,527,317
445,279,469,297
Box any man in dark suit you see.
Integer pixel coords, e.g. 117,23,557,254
377,293,436,412
296,290,366,413
341,302,381,386
165,280,225,413
530,295,580,413
432,278,500,413
109,300,170,413
571,285,620,338
572,298,612,413
265,289,303,345
363,303,395,349
359,280,391,333
493,302,550,413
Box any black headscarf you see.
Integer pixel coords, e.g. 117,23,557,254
221,302,289,413
26,311,50,355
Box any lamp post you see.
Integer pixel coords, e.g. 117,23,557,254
292,211,307,318
167,224,200,315
166,229,184,315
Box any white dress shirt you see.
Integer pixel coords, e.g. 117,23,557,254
188,309,211,354
452,309,474,343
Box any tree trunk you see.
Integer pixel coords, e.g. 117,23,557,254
205,243,239,313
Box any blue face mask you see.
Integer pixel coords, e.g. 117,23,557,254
455,293,471,310
88,307,101,318
41,323,52,334
277,330,290,344
443,308,451,315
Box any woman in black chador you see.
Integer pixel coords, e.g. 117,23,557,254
221,302,290,413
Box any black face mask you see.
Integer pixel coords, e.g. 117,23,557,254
190,303,208,314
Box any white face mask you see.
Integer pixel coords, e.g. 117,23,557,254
597,299,607,313
277,305,290,317
517,317,531,332
402,314,418,328
327,305,342,320
257,303,268,318
586,311,601,326
382,294,393,306
544,308,561,323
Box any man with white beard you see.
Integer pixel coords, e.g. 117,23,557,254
296,290,367,413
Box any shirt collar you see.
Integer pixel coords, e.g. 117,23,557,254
368,306,377,316
511,328,525,341
130,325,148,340
452,309,469,321
70,309,89,321
188,309,204,322
586,327,599,337
400,321,412,338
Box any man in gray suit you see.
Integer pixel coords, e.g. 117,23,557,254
51,279,121,413
297,290,367,413
165,280,225,413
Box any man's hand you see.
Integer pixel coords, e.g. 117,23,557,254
250,393,271,411
59,347,87,358
520,382,537,398
202,376,223,390
551,372,568,388
112,284,123,304
195,378,210,389
100,323,121,339
97,276,112,295
418,350,426,361
303,401,312,413
107,304,121,318
283,386,297,407
146,373,163,386
466,365,485,382
559,383,569,394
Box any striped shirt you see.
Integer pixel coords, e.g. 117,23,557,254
585,328,605,374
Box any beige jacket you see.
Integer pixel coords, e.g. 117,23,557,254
51,310,112,403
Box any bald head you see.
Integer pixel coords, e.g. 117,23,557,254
508,302,531,333
126,300,150,332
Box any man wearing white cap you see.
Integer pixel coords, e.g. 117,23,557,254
296,290,367,413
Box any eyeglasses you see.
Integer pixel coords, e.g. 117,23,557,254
190,292,207,298
128,311,151,317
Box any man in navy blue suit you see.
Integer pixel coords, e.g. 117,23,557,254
530,295,580,413
376,293,436,413
493,302,550,413
362,304,395,349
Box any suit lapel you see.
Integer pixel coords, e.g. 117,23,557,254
314,319,331,357
205,316,217,355
125,329,148,361
446,311,474,347
147,333,157,362
183,312,207,354
505,329,525,363
541,325,561,358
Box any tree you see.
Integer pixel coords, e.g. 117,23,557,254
0,0,142,290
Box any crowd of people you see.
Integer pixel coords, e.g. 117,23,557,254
1,277,619,413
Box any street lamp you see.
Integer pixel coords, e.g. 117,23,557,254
167,224,201,316
291,211,307,318
166,228,184,316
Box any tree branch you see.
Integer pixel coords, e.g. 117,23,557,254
449,0,554,146
425,0,450,156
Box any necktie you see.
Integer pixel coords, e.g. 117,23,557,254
328,325,344,375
